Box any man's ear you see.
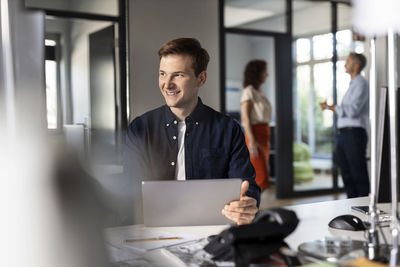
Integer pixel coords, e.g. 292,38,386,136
197,71,207,87
355,64,362,74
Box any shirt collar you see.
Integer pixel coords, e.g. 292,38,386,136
186,97,205,123
164,104,178,128
164,97,205,127
350,74,361,84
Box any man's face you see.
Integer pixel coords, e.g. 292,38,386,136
345,55,357,74
159,54,206,111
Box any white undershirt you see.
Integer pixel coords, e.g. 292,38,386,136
175,121,186,180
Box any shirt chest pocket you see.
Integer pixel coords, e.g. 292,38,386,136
199,148,229,177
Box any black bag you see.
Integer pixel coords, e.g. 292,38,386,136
204,208,300,266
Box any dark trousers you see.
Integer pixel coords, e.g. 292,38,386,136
335,127,370,198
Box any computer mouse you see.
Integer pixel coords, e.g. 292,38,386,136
328,214,367,231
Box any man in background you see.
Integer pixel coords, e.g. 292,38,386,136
320,52,369,198
125,38,260,225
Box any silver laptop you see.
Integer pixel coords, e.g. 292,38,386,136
141,179,242,227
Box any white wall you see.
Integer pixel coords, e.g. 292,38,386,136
293,2,331,37
337,4,352,31
239,14,286,33
129,0,220,120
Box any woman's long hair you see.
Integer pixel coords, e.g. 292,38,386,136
243,60,267,90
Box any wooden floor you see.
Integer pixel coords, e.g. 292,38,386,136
259,184,347,211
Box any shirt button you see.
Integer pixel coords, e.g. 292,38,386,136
195,122,199,125
174,120,177,124
173,136,177,140
166,123,169,127
171,161,175,166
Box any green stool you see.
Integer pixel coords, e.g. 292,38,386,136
293,142,314,182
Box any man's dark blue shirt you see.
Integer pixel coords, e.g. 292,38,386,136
124,98,260,208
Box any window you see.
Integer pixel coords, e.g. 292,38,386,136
45,38,59,130
296,38,310,63
293,29,365,191
313,61,333,155
294,29,364,156
336,30,351,58
312,33,333,60
295,35,333,156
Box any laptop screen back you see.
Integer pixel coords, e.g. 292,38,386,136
142,179,242,226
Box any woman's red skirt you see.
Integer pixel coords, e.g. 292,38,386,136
245,123,271,189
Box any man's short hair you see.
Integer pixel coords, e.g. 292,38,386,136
158,38,210,76
349,52,367,72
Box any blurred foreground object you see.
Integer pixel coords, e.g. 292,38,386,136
0,136,110,267
352,0,400,265
353,0,400,36
0,0,109,266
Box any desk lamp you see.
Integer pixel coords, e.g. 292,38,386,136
353,0,400,265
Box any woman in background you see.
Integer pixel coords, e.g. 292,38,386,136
240,60,272,190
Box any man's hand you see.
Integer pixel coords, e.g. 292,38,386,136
222,180,258,225
320,100,336,113
319,100,328,110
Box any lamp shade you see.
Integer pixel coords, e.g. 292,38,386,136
352,0,400,36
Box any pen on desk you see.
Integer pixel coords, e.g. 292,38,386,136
125,237,183,243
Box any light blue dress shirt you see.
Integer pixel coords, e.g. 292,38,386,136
335,74,369,129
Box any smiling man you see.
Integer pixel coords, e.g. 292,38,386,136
125,38,260,225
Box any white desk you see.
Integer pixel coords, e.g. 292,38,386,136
104,197,393,266
285,196,392,248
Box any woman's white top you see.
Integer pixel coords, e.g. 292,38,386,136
240,85,272,125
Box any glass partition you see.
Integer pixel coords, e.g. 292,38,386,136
292,1,366,192
225,34,276,122
225,33,277,180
